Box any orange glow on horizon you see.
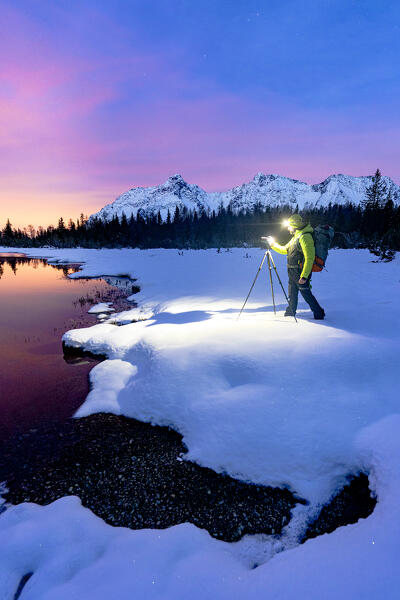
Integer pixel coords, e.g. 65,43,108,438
0,189,113,230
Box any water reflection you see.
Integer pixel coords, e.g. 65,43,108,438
0,254,132,442
0,255,81,280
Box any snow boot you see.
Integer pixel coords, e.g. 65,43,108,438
314,309,325,320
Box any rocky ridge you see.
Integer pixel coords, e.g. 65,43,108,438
90,173,400,222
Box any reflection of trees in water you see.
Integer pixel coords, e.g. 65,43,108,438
0,257,44,278
0,257,21,276
0,256,135,312
0,256,79,280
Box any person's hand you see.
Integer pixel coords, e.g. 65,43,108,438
298,277,307,285
266,236,275,245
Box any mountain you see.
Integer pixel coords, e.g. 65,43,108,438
89,173,400,223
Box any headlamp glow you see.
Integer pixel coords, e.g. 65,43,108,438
282,219,290,227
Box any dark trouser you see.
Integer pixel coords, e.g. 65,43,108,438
286,267,324,317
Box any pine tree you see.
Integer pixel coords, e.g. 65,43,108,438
173,206,180,224
2,219,14,245
371,191,398,261
363,169,387,210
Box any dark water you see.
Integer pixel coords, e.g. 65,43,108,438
0,254,130,442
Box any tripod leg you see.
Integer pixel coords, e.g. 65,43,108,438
237,251,268,321
267,253,276,315
268,252,298,323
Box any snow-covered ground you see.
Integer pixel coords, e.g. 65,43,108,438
1,246,399,599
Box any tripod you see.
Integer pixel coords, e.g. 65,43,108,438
237,243,297,322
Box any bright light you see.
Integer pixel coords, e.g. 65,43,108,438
282,219,290,227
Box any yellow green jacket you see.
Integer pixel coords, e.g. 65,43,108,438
271,224,315,279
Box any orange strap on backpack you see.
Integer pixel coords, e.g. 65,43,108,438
299,256,325,273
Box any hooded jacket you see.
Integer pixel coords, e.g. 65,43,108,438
271,224,315,279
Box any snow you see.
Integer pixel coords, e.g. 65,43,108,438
87,302,115,314
1,246,399,599
1,416,400,599
76,359,137,416
89,173,400,222
90,174,210,223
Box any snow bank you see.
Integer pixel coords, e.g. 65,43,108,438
75,359,137,416
0,415,399,599
51,247,398,504
64,313,371,502
1,246,399,502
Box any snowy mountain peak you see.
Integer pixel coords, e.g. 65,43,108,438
162,174,188,188
159,174,200,200
252,172,276,185
89,173,400,223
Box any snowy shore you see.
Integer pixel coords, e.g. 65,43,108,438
1,247,399,599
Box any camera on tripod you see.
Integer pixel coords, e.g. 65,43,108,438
260,236,275,248
237,236,297,322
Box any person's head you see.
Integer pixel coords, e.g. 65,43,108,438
286,214,304,234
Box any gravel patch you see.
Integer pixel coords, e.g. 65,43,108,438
1,414,376,544
1,413,301,542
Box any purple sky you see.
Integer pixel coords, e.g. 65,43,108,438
1,1,399,227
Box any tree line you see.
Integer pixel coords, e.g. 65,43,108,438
1,170,399,259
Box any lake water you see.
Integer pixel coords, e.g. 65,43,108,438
0,253,131,442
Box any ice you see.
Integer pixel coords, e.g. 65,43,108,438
88,302,115,314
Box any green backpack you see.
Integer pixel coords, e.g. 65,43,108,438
299,225,334,271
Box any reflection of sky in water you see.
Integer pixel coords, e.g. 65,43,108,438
0,256,116,440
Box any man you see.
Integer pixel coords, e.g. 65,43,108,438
267,214,325,320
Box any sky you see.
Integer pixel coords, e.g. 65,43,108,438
1,0,399,228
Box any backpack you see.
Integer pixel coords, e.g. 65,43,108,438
310,225,335,271
298,225,334,272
